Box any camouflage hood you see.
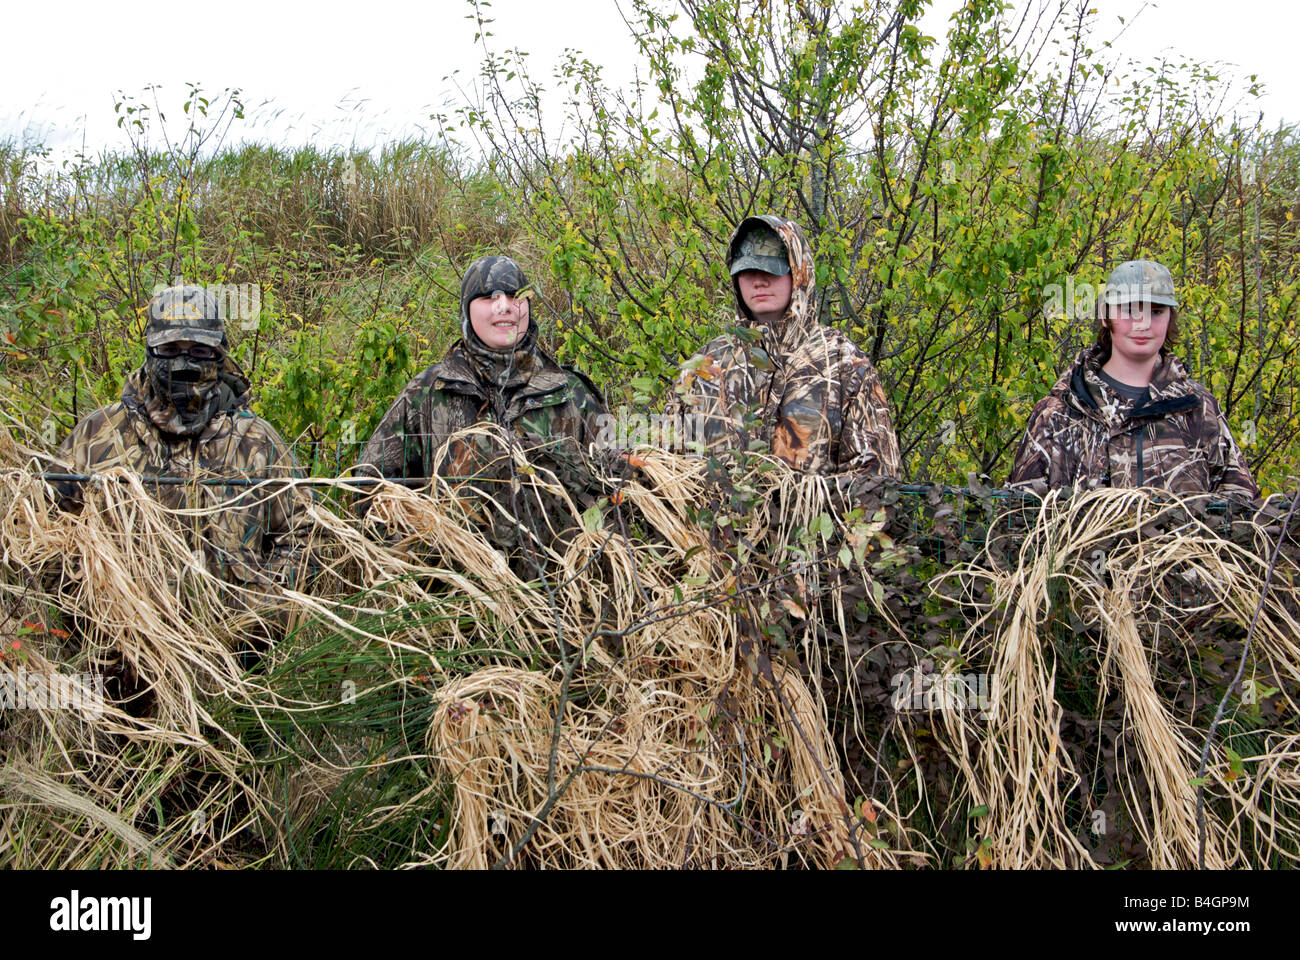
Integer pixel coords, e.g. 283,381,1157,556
727,215,819,356
666,215,901,476
1051,345,1198,426
1008,344,1257,498
458,254,540,389
122,353,254,437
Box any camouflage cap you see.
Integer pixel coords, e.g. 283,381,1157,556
728,222,791,277
1103,259,1179,310
145,285,227,349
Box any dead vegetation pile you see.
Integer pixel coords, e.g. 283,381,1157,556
1,420,1296,869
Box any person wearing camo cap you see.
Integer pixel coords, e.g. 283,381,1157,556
666,215,902,477
53,284,311,590
356,255,609,547
46,285,310,707
1008,259,1257,498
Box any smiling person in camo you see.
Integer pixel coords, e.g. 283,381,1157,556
1008,259,1257,499
667,215,901,477
357,255,607,520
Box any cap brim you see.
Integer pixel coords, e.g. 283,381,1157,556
729,255,791,277
1104,293,1179,309
146,327,226,348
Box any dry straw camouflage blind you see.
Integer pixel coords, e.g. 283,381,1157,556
145,285,227,350
728,223,791,276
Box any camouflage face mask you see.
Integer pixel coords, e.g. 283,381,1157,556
146,352,222,434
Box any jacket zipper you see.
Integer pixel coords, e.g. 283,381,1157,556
1136,426,1144,486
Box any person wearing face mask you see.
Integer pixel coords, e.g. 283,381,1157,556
666,215,901,477
1008,259,1257,499
52,284,310,591
357,256,609,542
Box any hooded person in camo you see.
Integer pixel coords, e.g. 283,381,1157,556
53,284,310,590
1008,259,1257,499
356,255,609,532
667,215,901,477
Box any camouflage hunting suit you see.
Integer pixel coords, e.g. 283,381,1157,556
357,257,609,546
356,341,608,494
666,215,902,477
1008,345,1258,499
54,356,311,588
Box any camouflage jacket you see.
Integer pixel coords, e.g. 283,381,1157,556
53,358,311,587
666,215,902,477
357,339,609,500
1007,346,1258,500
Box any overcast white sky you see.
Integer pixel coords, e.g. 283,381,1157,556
2,0,1296,162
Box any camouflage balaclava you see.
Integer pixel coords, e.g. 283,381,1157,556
459,255,539,389
143,285,228,435
726,215,817,356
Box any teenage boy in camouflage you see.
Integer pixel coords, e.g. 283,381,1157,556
1008,259,1257,499
668,215,901,478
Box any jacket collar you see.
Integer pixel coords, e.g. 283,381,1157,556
429,340,570,400
1059,345,1198,422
